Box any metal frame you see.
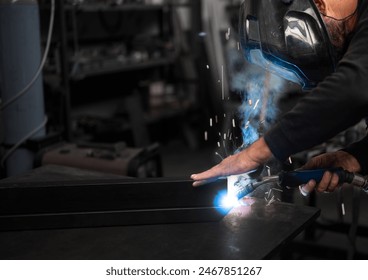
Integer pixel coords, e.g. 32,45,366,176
0,177,227,231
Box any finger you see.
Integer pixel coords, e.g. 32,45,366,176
300,179,316,196
192,177,218,187
299,185,309,197
191,164,224,182
317,171,332,193
327,173,340,192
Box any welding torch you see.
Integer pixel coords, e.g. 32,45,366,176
233,167,368,199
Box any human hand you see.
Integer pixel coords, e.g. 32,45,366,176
191,137,273,187
300,150,361,194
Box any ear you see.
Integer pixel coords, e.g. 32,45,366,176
313,0,326,14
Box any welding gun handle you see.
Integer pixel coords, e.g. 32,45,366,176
279,167,354,188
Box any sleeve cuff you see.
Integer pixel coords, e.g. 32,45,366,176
264,123,296,162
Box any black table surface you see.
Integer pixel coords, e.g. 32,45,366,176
0,165,320,260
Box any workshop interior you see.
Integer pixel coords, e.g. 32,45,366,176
0,0,368,260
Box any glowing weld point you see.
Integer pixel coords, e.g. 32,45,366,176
220,195,240,208
341,203,346,216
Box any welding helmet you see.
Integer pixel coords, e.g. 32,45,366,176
239,0,337,90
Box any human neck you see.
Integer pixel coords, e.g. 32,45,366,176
324,0,357,20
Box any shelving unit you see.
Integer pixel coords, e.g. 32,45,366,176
40,0,204,147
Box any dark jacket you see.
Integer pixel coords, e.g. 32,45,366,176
264,0,368,174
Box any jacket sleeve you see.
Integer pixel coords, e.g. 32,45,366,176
264,10,368,162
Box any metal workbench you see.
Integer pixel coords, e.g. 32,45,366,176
0,165,320,259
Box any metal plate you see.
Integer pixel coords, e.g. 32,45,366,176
0,166,228,230
0,197,320,259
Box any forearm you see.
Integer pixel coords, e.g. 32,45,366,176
246,137,274,165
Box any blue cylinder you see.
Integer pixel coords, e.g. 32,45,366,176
0,0,46,176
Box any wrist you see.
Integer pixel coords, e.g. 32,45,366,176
247,137,273,165
336,150,361,173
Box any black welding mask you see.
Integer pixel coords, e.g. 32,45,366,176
239,0,337,90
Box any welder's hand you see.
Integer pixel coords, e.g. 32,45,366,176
300,150,361,194
191,137,273,187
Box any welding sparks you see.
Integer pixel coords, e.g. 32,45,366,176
253,99,260,110
225,27,231,40
266,195,276,206
248,99,252,106
210,118,213,127
206,64,210,69
204,131,208,141
237,41,240,51
221,65,225,100
215,152,224,160
288,157,293,164
198,32,207,37
267,189,272,200
215,115,218,123
266,165,271,177
223,133,227,140
217,142,221,148
232,119,236,128
341,203,346,216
